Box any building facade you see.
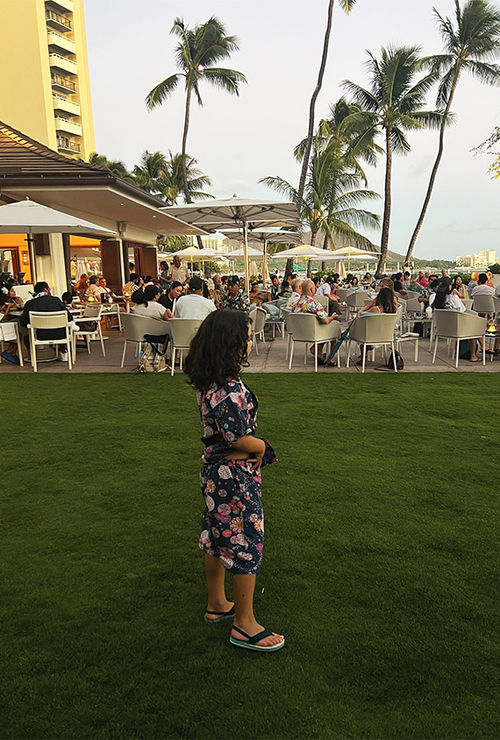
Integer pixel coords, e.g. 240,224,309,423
0,0,95,160
456,249,497,269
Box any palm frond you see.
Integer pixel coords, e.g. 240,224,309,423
339,0,357,11
201,67,247,95
259,176,298,203
390,127,410,153
436,66,457,106
465,59,500,85
146,74,181,110
341,80,379,111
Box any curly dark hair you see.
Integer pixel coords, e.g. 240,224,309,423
185,310,251,392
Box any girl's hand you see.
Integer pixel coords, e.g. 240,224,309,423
249,455,263,472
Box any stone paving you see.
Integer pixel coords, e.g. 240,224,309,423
1,320,498,374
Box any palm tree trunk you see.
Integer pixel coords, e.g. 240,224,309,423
405,74,458,264
375,128,393,278
296,0,335,213
182,86,204,250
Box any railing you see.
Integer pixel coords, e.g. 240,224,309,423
48,52,77,72
57,136,80,153
51,73,76,91
46,9,72,30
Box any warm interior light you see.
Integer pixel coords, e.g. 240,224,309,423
487,322,496,333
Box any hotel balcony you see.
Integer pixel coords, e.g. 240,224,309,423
52,94,80,117
54,116,82,136
51,73,76,93
57,136,81,154
47,31,76,55
46,0,74,14
45,9,72,32
49,52,77,75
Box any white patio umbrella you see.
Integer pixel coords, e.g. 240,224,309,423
161,197,300,291
227,245,264,258
0,198,114,283
326,246,380,270
222,228,301,287
272,244,328,260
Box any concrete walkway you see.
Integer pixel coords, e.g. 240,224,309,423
1,322,498,374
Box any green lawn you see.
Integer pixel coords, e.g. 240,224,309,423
1,374,499,739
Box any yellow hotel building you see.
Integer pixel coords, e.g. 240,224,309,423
0,0,95,159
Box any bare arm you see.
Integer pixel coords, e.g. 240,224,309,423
229,435,266,470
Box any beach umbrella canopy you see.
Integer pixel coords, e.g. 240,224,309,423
327,247,380,258
222,228,301,287
0,198,115,282
162,197,300,290
227,245,264,258
272,244,328,260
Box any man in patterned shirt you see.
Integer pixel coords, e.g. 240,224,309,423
219,275,250,313
292,279,339,363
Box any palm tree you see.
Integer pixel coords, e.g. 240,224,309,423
261,141,380,252
343,46,442,276
161,151,213,205
297,0,357,212
405,0,500,264
146,16,246,204
132,151,169,195
88,152,133,182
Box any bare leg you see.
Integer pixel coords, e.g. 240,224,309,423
205,554,233,619
231,573,283,648
469,339,478,361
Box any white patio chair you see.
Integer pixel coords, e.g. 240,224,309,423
169,318,202,376
346,313,398,373
28,311,74,372
287,312,340,372
462,298,473,310
74,304,106,357
120,313,169,368
250,306,267,354
345,291,371,319
472,294,495,318
0,320,24,367
432,310,487,368
314,294,329,312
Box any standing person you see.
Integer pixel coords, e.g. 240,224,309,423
184,310,284,653
159,261,170,291
168,255,190,286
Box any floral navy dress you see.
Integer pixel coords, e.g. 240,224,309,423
197,378,276,575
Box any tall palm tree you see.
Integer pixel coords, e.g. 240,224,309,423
297,0,357,212
343,46,442,276
146,16,246,204
88,152,133,182
405,0,500,264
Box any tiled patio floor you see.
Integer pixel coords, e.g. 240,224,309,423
1,323,498,374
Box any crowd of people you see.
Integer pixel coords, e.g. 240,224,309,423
1,260,498,366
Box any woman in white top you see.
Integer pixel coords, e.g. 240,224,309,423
131,285,169,320
429,283,465,312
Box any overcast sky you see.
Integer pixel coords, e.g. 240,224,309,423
85,0,500,261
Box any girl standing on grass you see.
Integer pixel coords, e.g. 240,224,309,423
185,310,284,653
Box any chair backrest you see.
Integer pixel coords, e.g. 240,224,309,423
28,311,70,330
0,321,18,342
433,309,487,338
349,313,398,344
314,294,329,311
83,304,103,318
405,297,423,313
346,291,369,308
403,290,420,300
169,318,202,349
286,311,324,342
335,288,353,302
472,294,495,313
493,296,500,314
462,298,473,310
250,306,267,334
121,312,168,341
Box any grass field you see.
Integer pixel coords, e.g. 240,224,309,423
1,373,499,739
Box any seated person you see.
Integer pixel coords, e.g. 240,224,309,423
278,279,291,298
285,278,302,309
98,277,116,302
470,272,495,298
315,276,341,316
174,276,216,320
61,291,74,308
269,275,280,300
123,273,143,297
292,279,339,363
0,286,24,319
249,282,264,306
360,286,397,315
158,280,183,318
452,275,467,300
19,281,74,361
131,285,170,320
219,276,251,313
86,275,103,302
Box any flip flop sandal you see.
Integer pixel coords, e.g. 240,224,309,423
229,625,285,652
204,605,235,623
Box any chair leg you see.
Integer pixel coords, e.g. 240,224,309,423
288,340,294,370
361,344,366,373
304,343,307,364
67,338,72,370
314,346,318,373
121,340,127,368
391,342,397,372
286,333,291,360
254,332,259,355
482,340,485,365
98,327,106,357
346,340,351,368
30,333,37,372
432,336,438,364
180,350,183,371
455,338,460,369
171,347,176,376
414,338,419,363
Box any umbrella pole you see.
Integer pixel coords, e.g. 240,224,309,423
27,228,37,285
262,239,268,290
242,221,250,293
